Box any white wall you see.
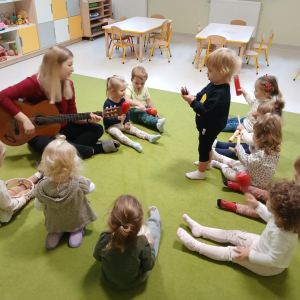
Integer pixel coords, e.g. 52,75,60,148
148,0,300,47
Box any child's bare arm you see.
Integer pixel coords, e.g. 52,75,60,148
146,98,155,109
124,94,146,111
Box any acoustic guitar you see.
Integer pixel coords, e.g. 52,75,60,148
0,100,123,146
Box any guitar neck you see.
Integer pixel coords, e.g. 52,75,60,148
41,111,103,125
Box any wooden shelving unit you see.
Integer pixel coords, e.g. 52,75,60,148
81,0,112,41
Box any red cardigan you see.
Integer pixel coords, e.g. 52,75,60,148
0,75,77,128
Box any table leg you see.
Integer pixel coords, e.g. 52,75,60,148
105,31,109,57
195,40,201,69
139,36,143,63
239,44,245,58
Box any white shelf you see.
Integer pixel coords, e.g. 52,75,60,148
0,23,35,34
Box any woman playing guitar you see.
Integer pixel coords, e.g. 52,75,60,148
0,46,120,158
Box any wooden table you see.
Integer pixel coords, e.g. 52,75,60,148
194,23,255,69
102,17,172,63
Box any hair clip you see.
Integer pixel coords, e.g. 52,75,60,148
265,83,271,92
264,74,268,76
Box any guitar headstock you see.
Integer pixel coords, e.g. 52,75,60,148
103,107,123,119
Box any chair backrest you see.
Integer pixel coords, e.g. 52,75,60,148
230,20,246,26
207,35,227,48
111,26,123,46
151,14,165,19
119,16,127,21
266,29,274,49
166,27,172,45
108,19,115,25
160,20,169,39
256,35,265,54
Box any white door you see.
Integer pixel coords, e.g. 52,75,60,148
54,18,70,43
34,0,54,24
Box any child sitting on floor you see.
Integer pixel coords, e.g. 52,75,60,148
222,75,282,132
218,156,300,218
34,135,98,249
103,75,161,153
177,180,300,276
0,141,42,224
214,97,285,159
125,66,166,133
181,48,241,180
93,195,162,289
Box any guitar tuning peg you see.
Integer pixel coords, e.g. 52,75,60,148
114,105,116,107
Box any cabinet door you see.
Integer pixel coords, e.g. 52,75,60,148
68,15,82,39
67,0,80,17
18,26,40,55
54,18,70,43
51,0,68,20
38,21,57,48
35,0,54,24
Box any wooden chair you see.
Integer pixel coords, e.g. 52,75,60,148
294,70,300,81
192,24,216,64
145,20,169,52
200,35,226,72
243,35,264,75
144,14,165,47
230,20,247,26
118,16,134,51
108,19,131,51
109,26,138,64
250,29,274,66
149,26,172,62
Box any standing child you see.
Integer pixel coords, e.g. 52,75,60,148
103,75,161,153
177,180,300,276
93,195,162,289
181,48,241,180
223,75,282,132
34,135,98,249
0,141,42,224
125,66,166,133
212,113,282,189
219,155,300,218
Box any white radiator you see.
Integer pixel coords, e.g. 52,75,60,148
112,0,148,22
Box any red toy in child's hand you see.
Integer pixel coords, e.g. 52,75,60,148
234,75,241,96
180,87,188,95
122,101,130,114
146,108,157,116
236,172,251,193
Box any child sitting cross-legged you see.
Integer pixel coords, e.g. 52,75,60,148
177,180,300,276
125,66,166,133
103,75,161,153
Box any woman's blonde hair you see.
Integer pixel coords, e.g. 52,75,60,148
38,46,73,104
253,113,282,155
257,98,285,117
106,195,144,252
38,135,82,180
205,48,242,82
256,75,283,103
0,140,6,157
131,66,148,80
106,75,126,97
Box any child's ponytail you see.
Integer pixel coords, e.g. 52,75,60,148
257,97,285,117
106,195,144,252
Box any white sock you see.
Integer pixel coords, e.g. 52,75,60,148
148,135,161,143
131,142,143,152
212,139,218,148
185,170,205,180
211,160,223,169
212,149,219,161
183,214,203,237
177,228,201,252
194,161,212,170
156,118,165,133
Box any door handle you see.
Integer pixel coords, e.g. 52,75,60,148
50,3,53,14
19,37,23,47
68,25,69,33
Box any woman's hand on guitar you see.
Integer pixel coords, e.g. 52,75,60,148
23,117,35,135
89,112,103,123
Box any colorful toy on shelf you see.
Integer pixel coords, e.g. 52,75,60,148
234,75,241,96
6,49,14,56
20,10,29,24
0,45,7,62
180,86,188,95
146,108,157,116
12,13,17,25
17,12,22,25
0,22,6,31
90,12,100,19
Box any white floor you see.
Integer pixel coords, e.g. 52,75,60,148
1,35,300,113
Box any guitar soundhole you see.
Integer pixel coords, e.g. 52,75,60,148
33,114,47,127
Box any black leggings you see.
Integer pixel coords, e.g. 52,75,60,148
28,123,104,159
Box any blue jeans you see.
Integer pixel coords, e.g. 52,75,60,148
215,141,250,159
222,117,246,132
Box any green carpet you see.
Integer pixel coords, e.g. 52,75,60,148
1,74,300,300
